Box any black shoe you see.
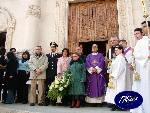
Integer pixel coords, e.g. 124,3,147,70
38,103,44,106
30,103,35,106
115,107,127,111
1,100,5,103
4,102,13,104
22,101,28,104
111,107,117,111
107,104,114,108
43,102,49,106
56,103,62,106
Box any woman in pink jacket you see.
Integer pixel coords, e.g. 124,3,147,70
56,48,71,105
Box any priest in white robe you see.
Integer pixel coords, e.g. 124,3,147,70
119,40,133,90
105,45,127,111
131,28,150,113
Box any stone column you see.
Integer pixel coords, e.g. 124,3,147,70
124,0,135,47
55,0,68,52
25,0,41,50
117,0,128,40
0,7,16,51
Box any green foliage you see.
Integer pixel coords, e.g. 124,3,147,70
47,70,72,100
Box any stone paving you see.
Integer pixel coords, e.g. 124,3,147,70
0,103,130,113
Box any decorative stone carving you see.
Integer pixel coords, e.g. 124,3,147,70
25,0,41,50
117,0,128,40
0,7,16,51
68,0,118,51
27,5,41,18
55,0,68,51
55,0,147,50
0,13,7,31
124,0,135,47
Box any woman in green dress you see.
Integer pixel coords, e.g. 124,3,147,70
69,52,86,108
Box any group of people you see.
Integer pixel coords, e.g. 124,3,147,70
0,48,29,104
0,21,149,113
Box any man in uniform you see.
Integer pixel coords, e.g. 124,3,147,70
45,42,60,106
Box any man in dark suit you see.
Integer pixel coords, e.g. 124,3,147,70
45,42,60,106
107,36,119,60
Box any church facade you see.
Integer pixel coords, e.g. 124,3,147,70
0,0,150,53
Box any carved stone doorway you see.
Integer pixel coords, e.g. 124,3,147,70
68,0,118,52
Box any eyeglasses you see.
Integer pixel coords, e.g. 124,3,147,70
110,40,118,42
72,56,78,57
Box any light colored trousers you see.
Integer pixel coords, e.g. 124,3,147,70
30,79,45,104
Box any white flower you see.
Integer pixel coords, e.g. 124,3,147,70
64,85,67,88
59,87,64,91
60,80,63,83
55,85,59,88
49,86,53,90
55,79,59,85
67,80,70,85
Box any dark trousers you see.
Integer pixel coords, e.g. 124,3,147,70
5,76,16,104
0,77,2,100
1,84,7,103
16,70,29,103
5,89,15,104
45,77,56,105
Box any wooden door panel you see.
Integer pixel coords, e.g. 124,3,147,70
68,0,118,52
106,0,118,38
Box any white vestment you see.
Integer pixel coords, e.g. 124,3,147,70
131,36,150,113
124,47,133,90
105,54,127,104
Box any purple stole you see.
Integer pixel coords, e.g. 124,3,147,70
124,47,131,55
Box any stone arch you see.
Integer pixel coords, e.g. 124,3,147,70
0,7,16,51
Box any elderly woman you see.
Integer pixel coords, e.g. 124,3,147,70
68,52,86,108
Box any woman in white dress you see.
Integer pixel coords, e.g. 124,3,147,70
105,45,127,111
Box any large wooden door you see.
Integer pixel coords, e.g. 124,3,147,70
68,0,118,52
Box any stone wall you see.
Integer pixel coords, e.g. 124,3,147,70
0,0,150,52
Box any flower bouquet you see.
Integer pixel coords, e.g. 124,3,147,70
47,70,72,101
